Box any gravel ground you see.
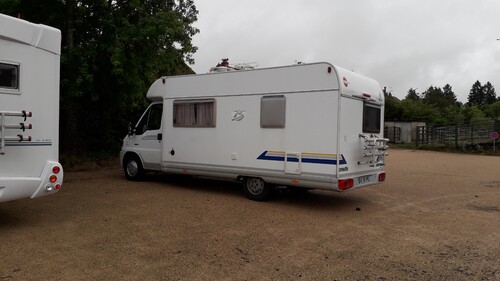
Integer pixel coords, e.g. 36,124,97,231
0,149,499,280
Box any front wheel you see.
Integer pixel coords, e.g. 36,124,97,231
243,177,272,201
124,155,145,181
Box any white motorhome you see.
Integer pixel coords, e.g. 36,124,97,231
0,13,63,202
120,62,387,200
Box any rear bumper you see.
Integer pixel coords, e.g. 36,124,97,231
0,160,63,203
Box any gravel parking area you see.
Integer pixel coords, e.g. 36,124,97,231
1,149,499,280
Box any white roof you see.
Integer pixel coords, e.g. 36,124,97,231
0,13,61,55
147,62,383,103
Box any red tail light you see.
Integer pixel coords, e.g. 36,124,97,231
378,172,386,182
49,175,57,183
52,166,61,174
55,183,61,190
338,178,354,190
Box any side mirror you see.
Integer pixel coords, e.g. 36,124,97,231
127,122,134,136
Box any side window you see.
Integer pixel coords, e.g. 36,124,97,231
261,95,286,128
363,103,381,133
135,103,163,135
173,99,216,127
0,62,19,90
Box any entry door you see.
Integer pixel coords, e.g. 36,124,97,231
133,102,163,170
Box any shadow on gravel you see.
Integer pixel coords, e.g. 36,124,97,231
0,201,46,228
145,173,244,198
272,189,368,212
142,173,367,211
0,209,23,227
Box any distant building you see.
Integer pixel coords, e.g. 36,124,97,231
384,121,426,143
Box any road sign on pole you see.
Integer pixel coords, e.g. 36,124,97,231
490,132,499,154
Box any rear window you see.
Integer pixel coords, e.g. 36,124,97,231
363,103,381,133
0,62,19,90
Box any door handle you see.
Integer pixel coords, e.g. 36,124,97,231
157,133,163,141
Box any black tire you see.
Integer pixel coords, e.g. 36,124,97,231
243,177,272,201
123,155,145,181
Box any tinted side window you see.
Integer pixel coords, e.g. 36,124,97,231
261,95,286,128
363,103,381,133
0,62,19,90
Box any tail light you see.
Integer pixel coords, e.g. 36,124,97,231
44,164,63,192
378,172,386,182
52,166,61,174
338,178,354,190
49,175,57,183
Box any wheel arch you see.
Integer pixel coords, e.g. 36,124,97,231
122,151,144,168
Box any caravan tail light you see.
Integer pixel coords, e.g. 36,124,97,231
55,183,61,190
338,178,354,190
52,166,61,174
49,175,57,183
378,172,386,182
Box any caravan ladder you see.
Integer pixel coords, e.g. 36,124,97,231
358,134,389,167
0,110,33,155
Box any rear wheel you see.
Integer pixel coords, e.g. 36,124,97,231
124,155,145,181
243,177,272,201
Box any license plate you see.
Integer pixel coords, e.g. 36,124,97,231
358,176,370,185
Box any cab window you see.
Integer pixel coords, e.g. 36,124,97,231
135,103,163,135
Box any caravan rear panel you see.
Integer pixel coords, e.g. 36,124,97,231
0,14,63,202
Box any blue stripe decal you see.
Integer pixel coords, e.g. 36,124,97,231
257,151,347,165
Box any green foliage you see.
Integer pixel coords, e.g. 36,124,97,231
468,80,484,106
483,101,500,119
467,80,496,107
422,85,457,109
383,92,403,121
483,82,497,105
1,0,199,156
460,106,487,123
405,88,419,101
386,81,497,125
400,99,443,123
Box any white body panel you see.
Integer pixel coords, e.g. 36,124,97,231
121,63,387,191
0,14,63,202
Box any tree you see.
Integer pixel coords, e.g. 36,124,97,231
1,1,199,157
484,101,500,119
400,99,442,123
442,84,457,106
405,88,420,101
384,91,402,121
468,80,485,106
461,106,487,123
422,86,457,109
483,82,497,105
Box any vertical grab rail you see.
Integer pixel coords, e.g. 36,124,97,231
0,113,5,154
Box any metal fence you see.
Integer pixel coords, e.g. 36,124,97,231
416,119,500,152
384,126,401,143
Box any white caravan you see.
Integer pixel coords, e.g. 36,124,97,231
120,62,388,200
0,13,63,202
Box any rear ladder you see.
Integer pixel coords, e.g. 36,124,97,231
358,134,389,167
0,110,33,155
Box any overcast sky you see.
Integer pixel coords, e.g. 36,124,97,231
190,0,500,103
